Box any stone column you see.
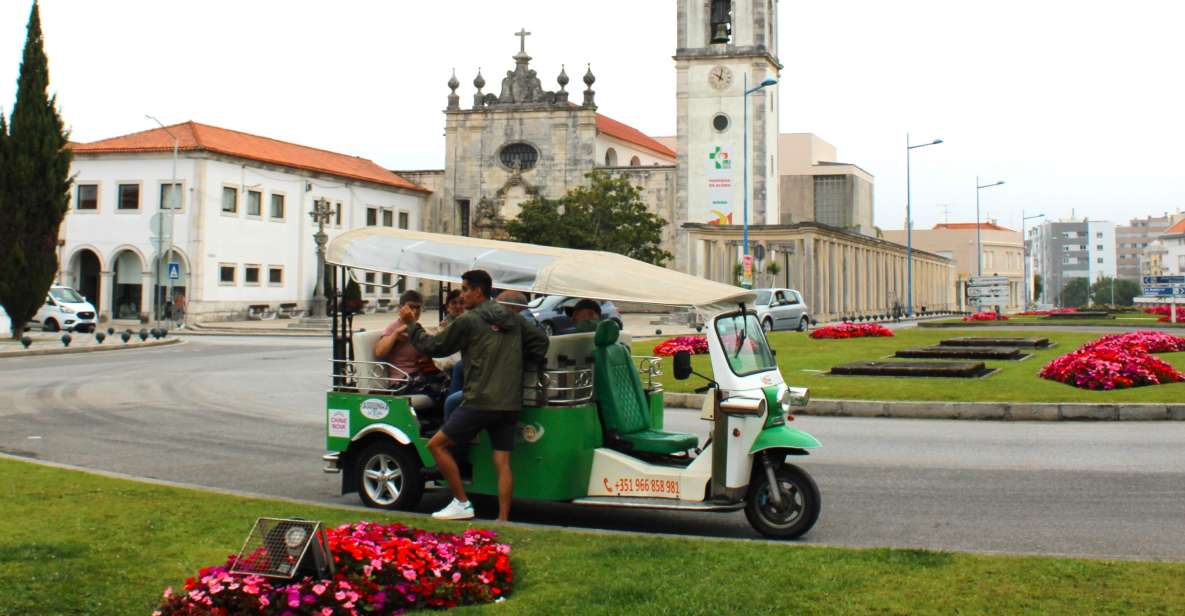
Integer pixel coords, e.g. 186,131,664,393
140,271,154,322
99,271,114,322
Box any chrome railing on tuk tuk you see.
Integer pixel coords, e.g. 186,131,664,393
331,359,410,394
635,356,664,392
523,366,595,407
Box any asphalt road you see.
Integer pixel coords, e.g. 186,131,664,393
2,335,1184,561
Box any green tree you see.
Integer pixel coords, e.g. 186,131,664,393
1090,276,1141,307
1059,277,1090,308
506,171,673,266
0,2,72,338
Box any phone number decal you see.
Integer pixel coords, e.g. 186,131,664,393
606,476,680,497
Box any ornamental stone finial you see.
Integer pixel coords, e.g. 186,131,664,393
473,68,486,108
583,64,596,87
448,68,460,92
557,64,569,91
582,64,596,108
447,68,460,110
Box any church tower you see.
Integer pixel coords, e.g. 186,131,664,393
675,0,781,269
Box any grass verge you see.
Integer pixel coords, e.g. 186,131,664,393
633,327,1185,402
2,457,1185,615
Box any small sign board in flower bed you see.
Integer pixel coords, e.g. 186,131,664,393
154,522,512,615
830,360,992,378
939,336,1051,348
1039,330,1185,390
653,335,709,356
1043,310,1113,320
810,322,894,339
895,346,1026,360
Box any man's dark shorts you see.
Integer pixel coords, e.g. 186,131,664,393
441,406,519,451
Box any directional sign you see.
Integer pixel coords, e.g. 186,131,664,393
968,275,1009,287
967,287,1008,299
167,262,181,280
1142,275,1185,286
1142,286,1185,297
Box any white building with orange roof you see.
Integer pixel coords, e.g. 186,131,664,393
61,122,429,323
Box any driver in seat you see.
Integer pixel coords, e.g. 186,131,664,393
376,290,448,403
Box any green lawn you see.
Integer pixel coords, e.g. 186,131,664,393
633,327,1185,403
2,457,1184,615
923,313,1185,328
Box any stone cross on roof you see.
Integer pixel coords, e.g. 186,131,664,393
515,28,531,54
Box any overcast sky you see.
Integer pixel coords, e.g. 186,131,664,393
2,0,1182,232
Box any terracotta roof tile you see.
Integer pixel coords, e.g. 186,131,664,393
72,121,427,192
595,114,676,159
1164,218,1185,234
933,222,1016,232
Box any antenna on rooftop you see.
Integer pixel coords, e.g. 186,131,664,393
937,203,951,224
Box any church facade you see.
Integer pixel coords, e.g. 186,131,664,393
401,1,957,321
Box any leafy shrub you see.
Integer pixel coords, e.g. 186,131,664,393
809,323,894,339
653,335,709,356
963,311,1008,321
1039,330,1185,390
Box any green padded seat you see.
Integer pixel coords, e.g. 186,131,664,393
593,320,699,455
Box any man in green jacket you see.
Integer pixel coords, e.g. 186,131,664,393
399,269,548,521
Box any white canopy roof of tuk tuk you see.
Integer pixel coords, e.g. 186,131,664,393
326,227,755,314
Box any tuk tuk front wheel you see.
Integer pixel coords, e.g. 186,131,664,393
744,463,820,539
355,441,424,511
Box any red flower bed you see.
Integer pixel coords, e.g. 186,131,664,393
154,522,512,615
809,322,894,339
652,335,709,356
963,311,1008,321
1144,306,1185,321
1039,330,1185,390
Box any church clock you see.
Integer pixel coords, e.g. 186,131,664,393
707,65,733,90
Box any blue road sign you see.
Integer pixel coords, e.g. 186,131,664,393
1142,275,1185,286
168,262,181,280
1142,286,1185,297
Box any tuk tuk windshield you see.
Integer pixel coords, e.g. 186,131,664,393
714,312,777,376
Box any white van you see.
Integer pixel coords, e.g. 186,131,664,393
34,285,98,332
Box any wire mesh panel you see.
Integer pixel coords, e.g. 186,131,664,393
230,518,334,579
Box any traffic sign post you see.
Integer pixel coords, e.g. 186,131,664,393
966,275,1009,311
1141,276,1185,323
168,262,181,280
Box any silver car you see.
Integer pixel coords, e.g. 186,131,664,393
753,288,810,332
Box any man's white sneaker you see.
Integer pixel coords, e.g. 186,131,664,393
432,498,474,520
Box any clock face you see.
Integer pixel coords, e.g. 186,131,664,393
708,65,733,90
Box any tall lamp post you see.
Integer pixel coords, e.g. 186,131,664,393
742,74,778,288
306,198,333,323
905,134,943,317
146,115,178,329
975,177,1005,276
1021,211,1044,309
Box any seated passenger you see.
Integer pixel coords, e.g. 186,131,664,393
568,298,603,333
376,290,448,400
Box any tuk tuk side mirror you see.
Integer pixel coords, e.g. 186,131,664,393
673,350,693,380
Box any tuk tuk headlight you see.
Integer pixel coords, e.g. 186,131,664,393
780,386,809,411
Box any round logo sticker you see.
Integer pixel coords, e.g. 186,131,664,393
360,398,390,420
520,423,545,443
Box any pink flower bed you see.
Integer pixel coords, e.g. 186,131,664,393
1144,306,1185,322
809,322,894,339
963,311,1008,321
1039,330,1185,390
653,335,709,356
154,522,513,615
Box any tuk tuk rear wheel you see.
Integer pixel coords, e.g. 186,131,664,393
356,442,424,511
744,463,820,539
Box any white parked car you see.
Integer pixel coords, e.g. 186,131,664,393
753,288,811,332
35,285,97,332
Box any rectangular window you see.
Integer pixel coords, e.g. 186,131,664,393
76,184,98,210
159,182,182,210
268,266,283,285
117,184,140,210
1096,232,1103,239
1096,244,1103,251
364,272,376,294
222,186,238,213
398,211,409,230
381,273,392,295
1097,257,1103,264
270,194,285,219
382,209,394,227
1179,255,1185,272
335,202,342,226
366,207,378,226
246,190,262,217
457,199,470,236
219,264,236,285
244,265,260,285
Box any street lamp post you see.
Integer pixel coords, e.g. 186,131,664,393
1022,210,1044,309
307,198,333,321
742,73,777,288
975,177,1005,276
146,115,178,329
905,134,943,317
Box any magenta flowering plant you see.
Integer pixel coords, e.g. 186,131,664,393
962,311,1008,321
809,323,894,339
154,522,513,615
1039,330,1185,390
653,335,709,356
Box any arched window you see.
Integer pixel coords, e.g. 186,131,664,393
604,147,618,166
629,155,641,166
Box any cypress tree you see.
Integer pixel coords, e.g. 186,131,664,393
0,2,72,338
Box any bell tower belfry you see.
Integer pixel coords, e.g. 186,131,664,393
674,0,781,270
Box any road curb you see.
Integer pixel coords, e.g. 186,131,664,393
0,337,181,358
662,392,1184,421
